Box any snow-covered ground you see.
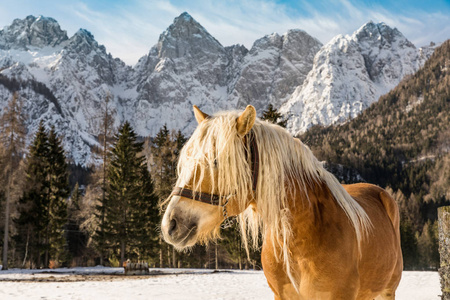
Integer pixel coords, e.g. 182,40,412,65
0,267,441,299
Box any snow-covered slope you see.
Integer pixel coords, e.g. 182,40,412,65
0,14,433,165
281,21,433,135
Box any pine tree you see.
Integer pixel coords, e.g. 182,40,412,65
151,125,173,199
128,163,159,261
15,121,50,268
417,220,440,269
46,126,69,266
174,130,187,156
261,104,287,128
0,92,26,270
66,182,85,263
100,122,147,266
150,125,171,267
14,123,69,268
70,183,81,211
149,126,188,267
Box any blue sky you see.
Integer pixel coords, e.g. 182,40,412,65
1,0,449,65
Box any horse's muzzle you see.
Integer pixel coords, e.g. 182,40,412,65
162,206,199,248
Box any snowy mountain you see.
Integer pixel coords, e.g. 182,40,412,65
0,14,433,165
0,15,68,49
0,15,131,164
130,12,322,137
280,21,434,135
231,29,322,111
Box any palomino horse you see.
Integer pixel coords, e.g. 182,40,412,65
161,105,403,299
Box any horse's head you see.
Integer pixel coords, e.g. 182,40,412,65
161,105,257,249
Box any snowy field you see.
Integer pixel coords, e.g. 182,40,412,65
0,267,441,300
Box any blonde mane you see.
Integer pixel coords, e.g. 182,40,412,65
176,110,372,288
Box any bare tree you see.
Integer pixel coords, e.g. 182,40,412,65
90,93,115,265
0,92,27,270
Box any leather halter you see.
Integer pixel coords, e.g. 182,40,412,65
170,131,259,227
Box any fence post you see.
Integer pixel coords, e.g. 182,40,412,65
438,206,450,300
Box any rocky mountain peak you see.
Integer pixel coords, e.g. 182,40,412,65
251,33,282,51
353,21,414,48
0,15,68,49
175,12,195,23
154,12,224,59
66,28,104,55
232,28,322,111
250,29,321,57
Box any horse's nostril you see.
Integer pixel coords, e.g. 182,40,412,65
168,218,177,236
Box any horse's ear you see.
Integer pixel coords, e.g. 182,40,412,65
236,105,256,136
193,105,210,124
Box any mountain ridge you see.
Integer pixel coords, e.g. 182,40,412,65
280,20,435,135
0,13,437,165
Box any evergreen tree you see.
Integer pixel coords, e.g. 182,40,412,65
0,92,26,270
151,125,173,199
99,122,150,266
70,182,81,211
149,126,187,267
46,126,69,266
417,220,440,269
400,220,419,270
261,104,287,128
174,130,187,156
15,121,50,268
14,123,69,268
128,163,159,261
66,182,85,263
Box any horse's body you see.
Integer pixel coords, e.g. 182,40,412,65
161,105,403,300
262,182,402,299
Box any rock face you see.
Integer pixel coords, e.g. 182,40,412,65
131,12,232,136
280,21,434,135
0,14,433,165
130,13,322,138
0,15,68,49
231,29,322,111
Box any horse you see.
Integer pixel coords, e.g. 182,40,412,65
161,105,403,299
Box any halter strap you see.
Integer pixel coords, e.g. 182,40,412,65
171,187,223,205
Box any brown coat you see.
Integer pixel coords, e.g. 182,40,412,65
262,183,403,300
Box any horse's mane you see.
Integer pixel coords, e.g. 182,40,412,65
176,110,371,288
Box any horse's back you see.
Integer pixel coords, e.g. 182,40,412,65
344,183,400,237
344,183,403,299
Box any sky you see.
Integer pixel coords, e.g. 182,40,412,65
0,0,449,65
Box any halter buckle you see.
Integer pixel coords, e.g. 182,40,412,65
221,194,235,229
